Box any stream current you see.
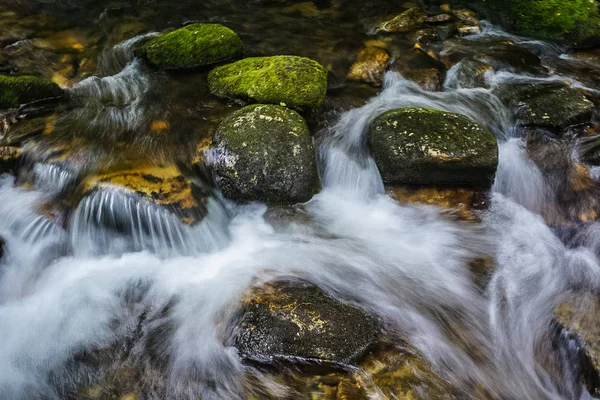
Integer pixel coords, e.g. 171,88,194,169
1,8,600,400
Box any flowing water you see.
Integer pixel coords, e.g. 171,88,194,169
1,1,600,399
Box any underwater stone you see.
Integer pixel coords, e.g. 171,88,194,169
208,56,328,110
0,75,63,108
368,107,498,188
211,104,318,204
79,165,209,225
140,23,242,69
235,280,378,368
347,43,390,87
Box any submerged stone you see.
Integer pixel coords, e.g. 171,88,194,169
346,43,390,87
79,165,209,225
496,81,595,131
392,47,447,91
235,280,378,368
376,7,427,33
210,104,318,204
140,23,242,69
208,56,328,110
0,75,63,108
368,108,498,187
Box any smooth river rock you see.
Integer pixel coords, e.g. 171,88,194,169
208,55,328,110
211,104,318,204
368,108,498,188
235,280,378,368
140,23,242,69
496,81,595,131
0,75,63,108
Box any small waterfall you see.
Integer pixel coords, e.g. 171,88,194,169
97,32,160,77
69,189,230,256
66,59,154,138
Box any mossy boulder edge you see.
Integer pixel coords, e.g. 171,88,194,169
140,23,242,69
208,56,328,110
368,108,498,188
211,104,319,204
0,75,63,108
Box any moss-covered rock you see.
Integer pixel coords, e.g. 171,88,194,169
496,81,595,131
208,56,328,110
368,108,498,187
235,280,378,368
140,23,242,69
376,7,428,33
505,0,600,42
210,104,318,204
0,75,63,108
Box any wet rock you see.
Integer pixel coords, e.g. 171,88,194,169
368,108,498,187
387,185,487,222
391,47,446,91
458,25,481,36
441,38,544,75
496,81,595,131
453,9,479,27
446,59,493,89
208,56,328,111
425,14,453,24
210,104,318,204
0,145,21,174
375,7,427,33
358,348,457,399
0,235,4,260
434,23,458,41
235,280,378,368
139,23,242,70
408,28,438,47
0,75,63,108
555,292,600,395
346,42,390,87
79,165,209,225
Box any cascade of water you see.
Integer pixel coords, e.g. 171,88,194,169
1,19,599,400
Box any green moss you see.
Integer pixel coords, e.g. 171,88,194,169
368,107,498,187
0,75,63,108
141,23,242,69
208,56,328,111
212,104,319,204
508,0,600,41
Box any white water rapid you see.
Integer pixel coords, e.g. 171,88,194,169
1,25,600,400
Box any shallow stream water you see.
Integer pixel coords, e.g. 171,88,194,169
1,1,600,399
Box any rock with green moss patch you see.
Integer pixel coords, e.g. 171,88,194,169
140,23,242,69
0,75,63,108
235,279,378,368
496,81,595,131
210,104,318,204
368,108,498,187
208,56,327,110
